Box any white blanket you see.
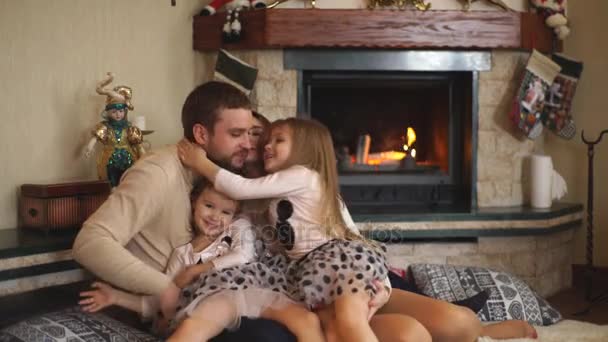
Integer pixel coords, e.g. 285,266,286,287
479,320,608,342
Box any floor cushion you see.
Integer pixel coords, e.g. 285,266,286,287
0,307,296,342
0,306,159,342
408,263,562,326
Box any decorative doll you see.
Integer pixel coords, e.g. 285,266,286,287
84,72,146,187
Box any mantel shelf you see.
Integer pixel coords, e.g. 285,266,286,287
193,9,557,52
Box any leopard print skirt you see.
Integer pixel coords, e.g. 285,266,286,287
170,239,388,331
287,239,389,308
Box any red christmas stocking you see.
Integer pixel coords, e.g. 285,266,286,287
541,54,584,139
509,50,561,139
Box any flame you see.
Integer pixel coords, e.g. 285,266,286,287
402,127,417,159
406,127,416,147
363,127,418,165
381,151,406,160
367,151,406,165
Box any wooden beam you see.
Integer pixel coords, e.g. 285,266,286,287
520,12,557,53
193,9,556,53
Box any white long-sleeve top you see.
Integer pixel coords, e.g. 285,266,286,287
139,216,255,318
165,216,256,276
215,165,392,295
215,165,345,260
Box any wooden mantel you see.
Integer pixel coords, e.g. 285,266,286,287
193,9,556,53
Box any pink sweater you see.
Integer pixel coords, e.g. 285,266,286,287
215,165,355,259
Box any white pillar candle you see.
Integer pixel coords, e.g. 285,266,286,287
530,154,553,208
133,116,146,131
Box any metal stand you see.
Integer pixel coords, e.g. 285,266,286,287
575,129,608,315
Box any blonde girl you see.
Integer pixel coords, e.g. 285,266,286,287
174,118,391,342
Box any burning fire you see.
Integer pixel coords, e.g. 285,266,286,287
366,127,417,165
406,127,416,147
367,151,405,165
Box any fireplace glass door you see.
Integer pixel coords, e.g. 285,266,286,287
299,71,473,213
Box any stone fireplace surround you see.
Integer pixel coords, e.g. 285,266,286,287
198,49,582,297
201,49,534,207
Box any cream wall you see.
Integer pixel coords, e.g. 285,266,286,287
545,0,608,267
0,0,567,233
0,0,206,229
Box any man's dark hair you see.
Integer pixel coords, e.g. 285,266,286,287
182,81,252,141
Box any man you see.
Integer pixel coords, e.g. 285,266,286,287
73,81,295,341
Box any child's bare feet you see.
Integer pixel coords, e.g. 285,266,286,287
481,319,538,339
525,321,538,339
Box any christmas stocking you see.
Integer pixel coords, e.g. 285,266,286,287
541,54,584,139
214,49,258,96
510,50,561,139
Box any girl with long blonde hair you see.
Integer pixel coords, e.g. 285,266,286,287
172,117,390,342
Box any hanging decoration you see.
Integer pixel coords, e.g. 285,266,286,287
199,0,268,43
529,0,570,40
367,0,431,11
459,0,509,11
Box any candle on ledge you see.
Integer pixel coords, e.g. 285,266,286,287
133,116,146,131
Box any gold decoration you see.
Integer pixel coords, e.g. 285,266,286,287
92,122,110,144
94,125,144,184
368,0,431,11
266,0,284,9
266,0,316,9
411,0,431,10
264,0,432,11
95,72,134,111
460,0,509,11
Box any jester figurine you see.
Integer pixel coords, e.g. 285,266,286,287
84,72,146,187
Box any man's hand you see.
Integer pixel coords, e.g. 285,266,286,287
173,262,213,289
173,267,197,289
159,282,181,319
367,279,390,320
79,282,117,313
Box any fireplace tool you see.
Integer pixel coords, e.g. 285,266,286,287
576,128,608,315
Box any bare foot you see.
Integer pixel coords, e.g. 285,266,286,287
481,319,538,339
522,321,538,339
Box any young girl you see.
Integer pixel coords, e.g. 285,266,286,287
78,180,254,327
175,118,390,342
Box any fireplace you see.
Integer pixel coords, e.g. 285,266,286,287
286,50,490,214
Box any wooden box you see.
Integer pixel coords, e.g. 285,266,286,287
19,180,111,231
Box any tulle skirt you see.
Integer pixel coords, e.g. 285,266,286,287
170,239,389,332
173,287,300,331
169,259,292,333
